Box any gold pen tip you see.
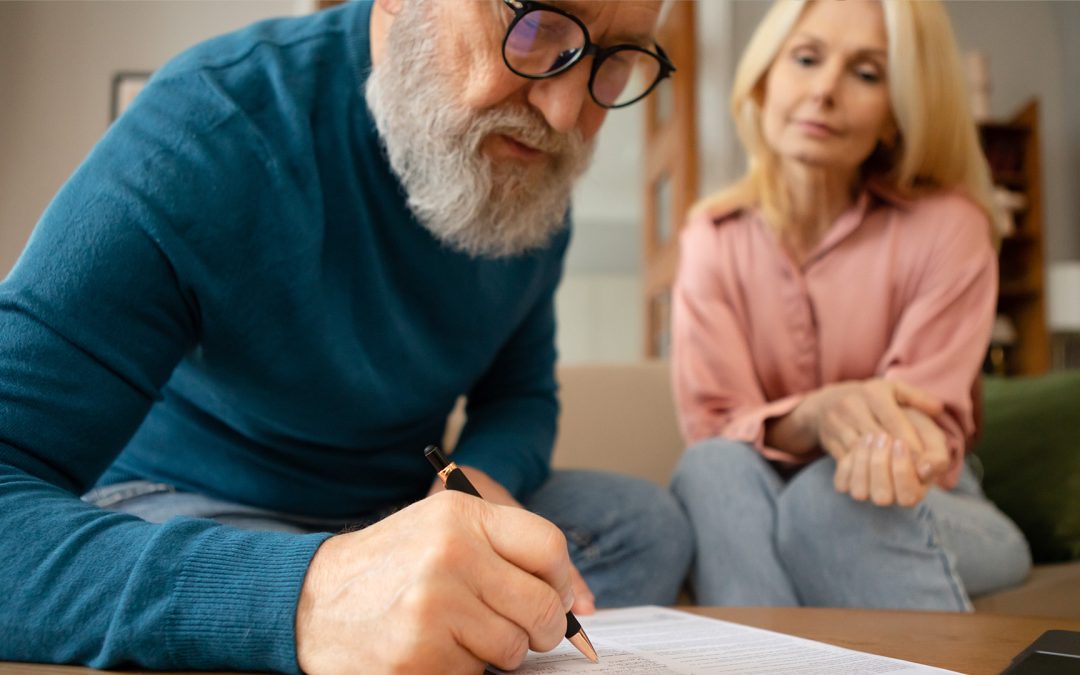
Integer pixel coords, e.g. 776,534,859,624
568,630,599,663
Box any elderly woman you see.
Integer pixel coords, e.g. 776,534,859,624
671,0,1031,610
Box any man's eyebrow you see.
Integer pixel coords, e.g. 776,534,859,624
555,0,600,22
555,0,656,48
609,31,655,49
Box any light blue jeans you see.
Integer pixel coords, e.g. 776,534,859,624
83,469,693,608
670,438,1032,610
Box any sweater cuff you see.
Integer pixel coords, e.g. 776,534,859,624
164,525,331,673
452,432,551,499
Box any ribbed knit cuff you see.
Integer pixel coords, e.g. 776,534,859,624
164,527,331,673
453,432,552,499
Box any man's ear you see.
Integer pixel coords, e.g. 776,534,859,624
375,0,404,15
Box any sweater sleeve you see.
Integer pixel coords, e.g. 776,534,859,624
0,70,328,672
448,231,569,499
671,214,806,460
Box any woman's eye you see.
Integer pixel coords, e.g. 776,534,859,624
855,67,882,83
794,53,817,67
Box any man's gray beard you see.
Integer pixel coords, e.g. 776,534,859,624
364,1,595,259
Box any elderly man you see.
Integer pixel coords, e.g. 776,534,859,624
0,0,691,673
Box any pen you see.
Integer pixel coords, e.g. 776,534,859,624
424,444,599,664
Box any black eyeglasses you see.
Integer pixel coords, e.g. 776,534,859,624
501,0,675,109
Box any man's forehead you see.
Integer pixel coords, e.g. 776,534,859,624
551,0,663,46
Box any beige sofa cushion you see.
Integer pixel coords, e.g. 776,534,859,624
444,360,685,485
552,361,684,484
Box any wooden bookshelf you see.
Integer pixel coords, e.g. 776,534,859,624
979,100,1050,375
642,1,697,358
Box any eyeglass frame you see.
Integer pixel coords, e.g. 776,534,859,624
500,0,676,109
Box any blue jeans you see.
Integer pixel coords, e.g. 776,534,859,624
670,438,1032,610
83,469,693,608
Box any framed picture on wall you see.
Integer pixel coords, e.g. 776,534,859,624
110,71,152,121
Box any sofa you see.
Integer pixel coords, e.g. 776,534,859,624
545,361,1080,619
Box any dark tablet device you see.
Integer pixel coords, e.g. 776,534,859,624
1000,630,1080,675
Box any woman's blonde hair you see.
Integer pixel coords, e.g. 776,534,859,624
693,0,1003,241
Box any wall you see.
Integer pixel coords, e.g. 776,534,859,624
0,1,297,277
1059,1,1080,242
3,1,1075,365
560,0,743,363
561,101,645,363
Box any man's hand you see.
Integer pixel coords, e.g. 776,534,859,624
428,466,596,615
295,492,576,675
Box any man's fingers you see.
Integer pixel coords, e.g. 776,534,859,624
438,582,533,672
473,498,575,604
470,552,569,653
296,496,560,675
891,380,944,417
568,564,595,615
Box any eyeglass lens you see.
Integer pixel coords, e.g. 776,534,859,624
504,9,664,108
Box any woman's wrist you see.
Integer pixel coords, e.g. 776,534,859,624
765,393,823,455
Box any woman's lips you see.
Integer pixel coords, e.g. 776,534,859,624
795,120,840,137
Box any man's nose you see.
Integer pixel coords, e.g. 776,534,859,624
525,59,598,134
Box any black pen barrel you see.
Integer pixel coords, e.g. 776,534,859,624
444,468,482,498
564,610,582,639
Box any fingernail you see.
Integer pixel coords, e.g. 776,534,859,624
892,439,905,458
862,433,874,447
918,462,933,478
876,433,889,449
563,590,575,611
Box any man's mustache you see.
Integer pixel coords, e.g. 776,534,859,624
473,107,586,158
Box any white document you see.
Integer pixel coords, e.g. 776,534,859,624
491,606,959,674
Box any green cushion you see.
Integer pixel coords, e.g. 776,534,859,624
976,371,1080,563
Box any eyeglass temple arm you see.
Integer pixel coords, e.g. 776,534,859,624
655,43,676,73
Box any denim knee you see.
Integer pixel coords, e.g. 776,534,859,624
606,475,694,604
671,437,770,506
775,458,969,609
526,470,693,607
775,457,893,562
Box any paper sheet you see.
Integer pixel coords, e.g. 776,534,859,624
490,606,959,674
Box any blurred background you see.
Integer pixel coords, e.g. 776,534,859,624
0,0,1077,369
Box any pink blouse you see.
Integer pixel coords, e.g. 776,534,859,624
671,186,997,489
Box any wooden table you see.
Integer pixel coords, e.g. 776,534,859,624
2,607,1078,674
688,607,1080,674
